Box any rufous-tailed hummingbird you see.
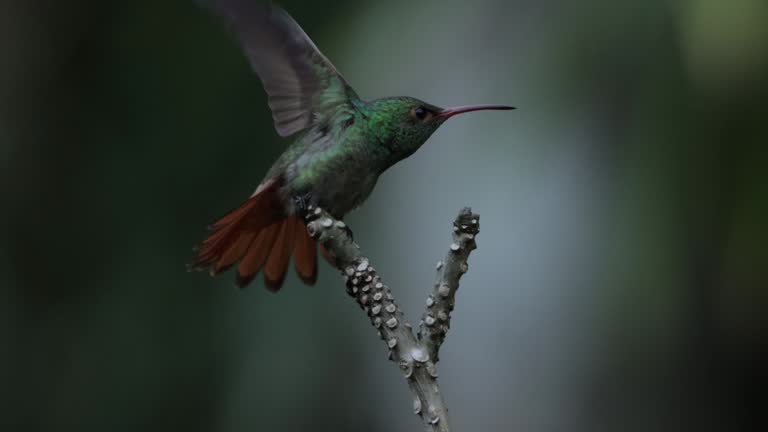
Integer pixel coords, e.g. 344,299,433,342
191,0,514,290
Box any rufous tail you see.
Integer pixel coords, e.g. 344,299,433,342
189,179,318,290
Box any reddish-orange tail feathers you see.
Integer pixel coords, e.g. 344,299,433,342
189,179,319,291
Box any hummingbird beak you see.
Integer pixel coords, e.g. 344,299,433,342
437,104,516,119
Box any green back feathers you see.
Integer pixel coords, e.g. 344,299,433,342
213,2,447,172
212,1,359,137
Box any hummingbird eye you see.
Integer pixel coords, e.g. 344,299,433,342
413,106,428,121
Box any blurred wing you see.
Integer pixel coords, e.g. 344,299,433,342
212,1,358,137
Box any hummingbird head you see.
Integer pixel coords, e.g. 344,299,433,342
365,97,515,170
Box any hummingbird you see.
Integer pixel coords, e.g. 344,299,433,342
191,0,514,290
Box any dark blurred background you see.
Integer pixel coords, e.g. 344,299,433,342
2,0,766,431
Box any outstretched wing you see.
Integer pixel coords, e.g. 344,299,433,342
212,0,359,137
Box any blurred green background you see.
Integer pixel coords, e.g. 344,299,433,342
2,0,766,431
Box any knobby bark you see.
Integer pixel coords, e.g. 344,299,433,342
305,207,480,432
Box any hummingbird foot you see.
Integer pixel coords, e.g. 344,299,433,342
292,193,354,240
344,225,354,241
293,193,314,218
340,224,354,242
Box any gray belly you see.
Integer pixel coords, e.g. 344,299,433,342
279,164,379,218
277,130,382,218
311,170,378,217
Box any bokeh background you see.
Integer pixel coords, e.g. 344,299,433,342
2,0,766,431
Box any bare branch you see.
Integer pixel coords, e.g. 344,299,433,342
418,207,479,362
305,206,481,432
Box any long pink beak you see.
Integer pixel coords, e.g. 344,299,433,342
437,104,516,119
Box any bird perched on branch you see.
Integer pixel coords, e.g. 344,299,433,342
190,0,514,290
